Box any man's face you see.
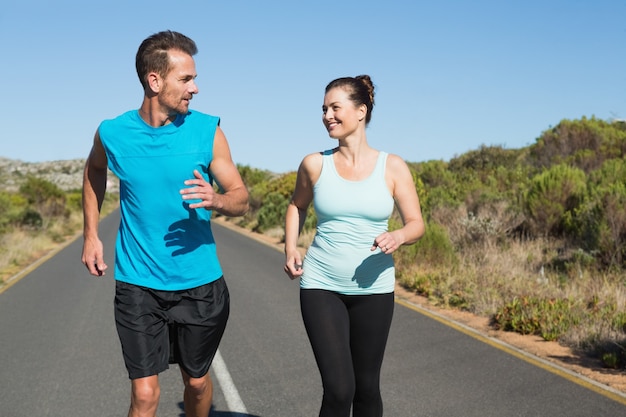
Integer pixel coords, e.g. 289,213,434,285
158,49,199,116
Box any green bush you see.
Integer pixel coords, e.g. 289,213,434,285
569,158,626,267
529,117,626,173
18,208,43,229
410,160,461,213
19,176,67,217
255,191,289,233
237,164,274,189
0,192,29,233
493,296,581,341
525,164,587,236
394,221,456,269
252,171,319,233
448,145,525,183
66,191,83,212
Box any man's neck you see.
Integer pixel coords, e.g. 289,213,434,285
138,99,175,127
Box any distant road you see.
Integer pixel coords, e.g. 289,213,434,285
1,209,625,416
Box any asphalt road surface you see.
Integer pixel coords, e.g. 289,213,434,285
1,209,625,416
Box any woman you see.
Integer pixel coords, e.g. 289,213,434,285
284,75,425,416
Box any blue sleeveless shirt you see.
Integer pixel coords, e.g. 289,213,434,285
98,110,223,291
300,150,395,295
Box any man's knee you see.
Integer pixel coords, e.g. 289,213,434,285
184,373,212,398
131,377,160,409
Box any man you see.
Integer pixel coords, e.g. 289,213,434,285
82,30,249,417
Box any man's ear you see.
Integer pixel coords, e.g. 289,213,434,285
147,72,161,93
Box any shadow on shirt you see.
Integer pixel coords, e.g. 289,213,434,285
352,252,393,288
164,202,214,256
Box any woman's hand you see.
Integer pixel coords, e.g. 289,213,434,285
284,252,304,280
372,231,401,254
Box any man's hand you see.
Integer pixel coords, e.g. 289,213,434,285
180,169,219,210
82,237,107,276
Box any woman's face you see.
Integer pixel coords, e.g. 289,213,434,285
322,87,365,139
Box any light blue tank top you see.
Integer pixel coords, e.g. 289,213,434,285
300,150,395,295
98,110,223,291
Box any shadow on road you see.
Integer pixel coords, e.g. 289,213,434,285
175,402,261,417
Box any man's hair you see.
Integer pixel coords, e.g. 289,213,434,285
135,30,198,90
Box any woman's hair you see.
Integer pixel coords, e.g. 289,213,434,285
135,30,198,90
325,75,375,124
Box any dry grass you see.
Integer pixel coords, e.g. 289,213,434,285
398,231,626,358
394,201,626,361
0,199,118,286
0,212,81,283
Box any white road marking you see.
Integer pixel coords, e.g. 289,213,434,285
212,349,248,414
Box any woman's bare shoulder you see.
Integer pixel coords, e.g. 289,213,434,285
298,152,324,184
299,151,326,176
385,152,411,173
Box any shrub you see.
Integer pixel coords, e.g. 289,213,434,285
525,164,586,236
529,117,626,173
410,160,460,213
252,171,319,234
569,158,626,267
416,222,457,267
18,208,43,229
19,176,67,217
448,145,524,183
0,192,29,233
493,296,582,341
255,191,289,233
66,192,83,212
237,164,273,189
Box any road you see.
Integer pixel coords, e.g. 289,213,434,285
1,209,625,416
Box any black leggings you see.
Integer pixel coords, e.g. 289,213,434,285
300,289,395,417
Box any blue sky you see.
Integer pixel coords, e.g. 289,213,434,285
1,0,624,173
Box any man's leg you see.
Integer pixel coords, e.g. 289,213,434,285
181,368,213,417
128,375,160,417
172,278,229,416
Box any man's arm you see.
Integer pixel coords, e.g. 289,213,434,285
81,130,109,276
181,126,249,216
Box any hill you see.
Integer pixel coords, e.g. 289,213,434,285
0,157,119,193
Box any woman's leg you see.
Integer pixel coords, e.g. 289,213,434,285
348,293,394,417
301,289,354,417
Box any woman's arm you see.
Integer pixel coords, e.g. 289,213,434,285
284,153,321,279
372,154,426,253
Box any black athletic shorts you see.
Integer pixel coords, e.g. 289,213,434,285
114,277,230,380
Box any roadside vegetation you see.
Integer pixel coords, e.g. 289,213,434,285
0,165,119,285
1,116,625,369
